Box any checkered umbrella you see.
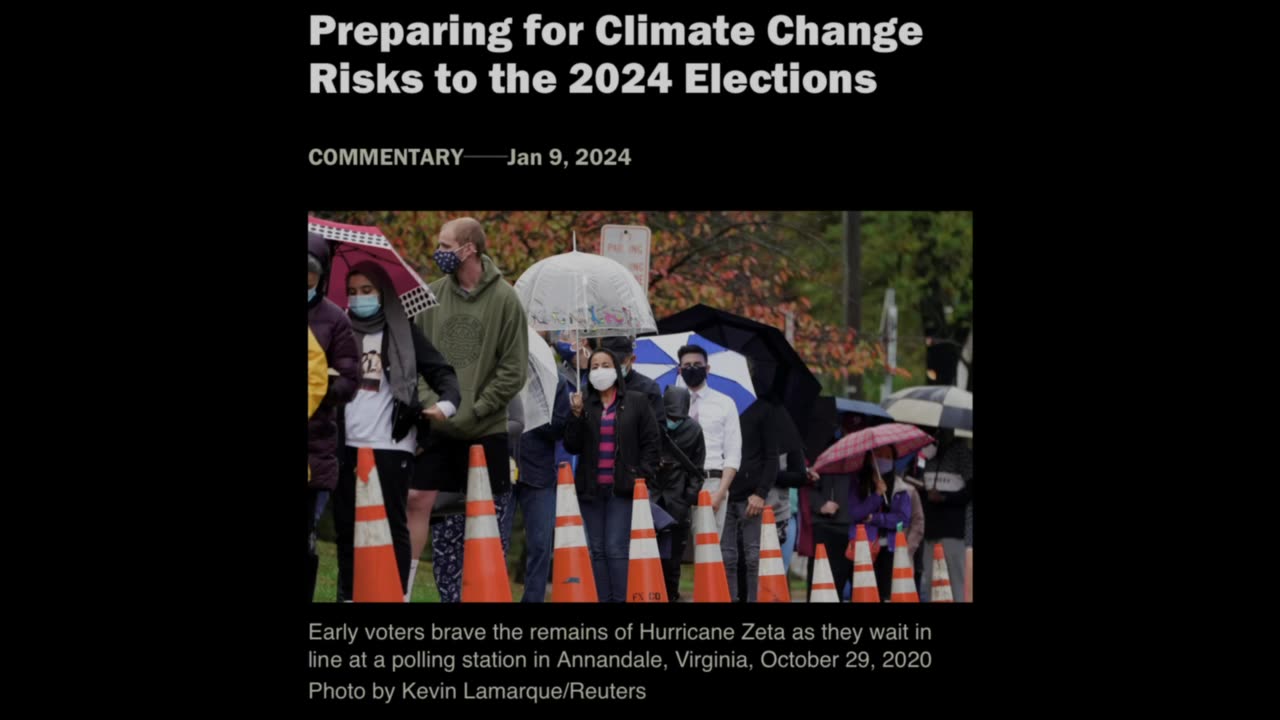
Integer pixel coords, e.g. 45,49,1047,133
881,385,972,433
308,216,438,319
812,423,936,475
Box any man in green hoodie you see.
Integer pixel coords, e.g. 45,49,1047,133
406,217,529,601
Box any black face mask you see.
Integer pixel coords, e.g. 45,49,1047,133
681,366,708,388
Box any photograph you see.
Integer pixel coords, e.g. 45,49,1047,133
306,210,973,604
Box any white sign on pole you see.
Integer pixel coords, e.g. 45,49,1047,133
600,224,651,295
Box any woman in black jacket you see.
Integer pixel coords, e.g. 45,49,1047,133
564,347,661,602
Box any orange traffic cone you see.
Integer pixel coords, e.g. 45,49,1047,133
850,524,880,603
890,525,919,602
353,448,404,602
626,480,667,603
809,544,839,602
551,462,597,602
929,542,954,603
460,445,512,602
757,506,791,602
692,490,731,602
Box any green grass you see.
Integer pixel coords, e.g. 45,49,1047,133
315,539,807,602
313,539,523,603
675,562,808,601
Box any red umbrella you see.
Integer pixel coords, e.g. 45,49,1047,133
812,423,935,475
308,217,438,319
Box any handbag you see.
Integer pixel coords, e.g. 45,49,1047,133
391,395,423,442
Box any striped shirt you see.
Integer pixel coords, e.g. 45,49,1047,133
597,399,618,485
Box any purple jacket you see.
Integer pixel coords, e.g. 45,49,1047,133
308,232,360,490
847,486,912,552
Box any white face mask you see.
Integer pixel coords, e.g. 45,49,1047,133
875,458,895,474
589,368,617,392
920,444,938,460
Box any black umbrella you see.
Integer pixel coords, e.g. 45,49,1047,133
803,396,838,463
657,304,822,436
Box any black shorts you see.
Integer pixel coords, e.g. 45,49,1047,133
412,432,511,495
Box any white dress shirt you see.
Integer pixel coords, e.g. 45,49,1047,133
687,384,741,472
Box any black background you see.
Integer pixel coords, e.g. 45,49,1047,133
197,2,1028,710
296,3,978,208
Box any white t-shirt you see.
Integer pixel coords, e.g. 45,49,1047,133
345,331,416,453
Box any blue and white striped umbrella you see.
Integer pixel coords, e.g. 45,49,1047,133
632,332,756,415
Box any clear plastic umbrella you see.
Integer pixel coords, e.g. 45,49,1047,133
514,241,657,339
514,233,658,378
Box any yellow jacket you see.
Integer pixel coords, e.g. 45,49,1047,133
308,328,328,420
309,329,328,483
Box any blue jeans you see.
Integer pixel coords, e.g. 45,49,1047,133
514,482,557,603
579,487,633,602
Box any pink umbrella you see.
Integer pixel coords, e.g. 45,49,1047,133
812,423,935,475
308,217,438,318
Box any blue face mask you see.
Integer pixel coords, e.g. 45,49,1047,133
308,287,316,303
349,295,381,318
666,419,681,431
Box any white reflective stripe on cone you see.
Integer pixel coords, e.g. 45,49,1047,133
467,470,494,501
932,561,954,600
356,471,386,507
852,572,877,589
630,500,655,530
355,519,393,548
854,542,873,565
810,589,839,602
812,562,835,586
556,486,582,516
694,543,724,564
693,507,717,536
758,557,787,576
629,541,660,560
464,517,502,541
554,525,588,549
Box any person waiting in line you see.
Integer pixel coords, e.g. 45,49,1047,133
563,347,661,602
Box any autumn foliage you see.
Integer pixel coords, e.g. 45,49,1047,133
311,210,910,386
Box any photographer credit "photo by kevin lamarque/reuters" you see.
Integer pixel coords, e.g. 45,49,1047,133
306,210,973,606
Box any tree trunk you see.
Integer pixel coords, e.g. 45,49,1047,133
843,211,863,398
